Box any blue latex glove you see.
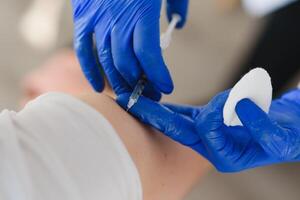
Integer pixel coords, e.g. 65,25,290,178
71,0,189,98
117,89,300,172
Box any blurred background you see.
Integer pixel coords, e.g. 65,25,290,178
0,0,300,199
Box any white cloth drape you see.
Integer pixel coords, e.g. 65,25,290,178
0,93,142,200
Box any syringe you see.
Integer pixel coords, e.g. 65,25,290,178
126,76,147,111
126,14,181,111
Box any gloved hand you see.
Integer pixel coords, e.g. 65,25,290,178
117,89,300,172
71,0,189,99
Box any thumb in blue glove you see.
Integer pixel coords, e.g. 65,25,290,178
236,89,300,162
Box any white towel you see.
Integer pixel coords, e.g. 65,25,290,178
0,93,142,200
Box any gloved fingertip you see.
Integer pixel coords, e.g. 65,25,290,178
176,21,185,29
166,0,189,29
92,86,102,93
154,80,174,94
116,93,131,110
87,76,105,92
175,15,186,29
236,99,265,123
92,82,105,93
166,12,185,29
152,92,162,101
236,99,278,147
143,87,162,102
151,64,174,94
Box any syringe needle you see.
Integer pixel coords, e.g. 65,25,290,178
126,76,147,111
126,98,136,111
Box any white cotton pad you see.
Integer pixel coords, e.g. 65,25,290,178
223,68,273,126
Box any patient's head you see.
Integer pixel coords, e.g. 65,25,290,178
20,49,112,106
